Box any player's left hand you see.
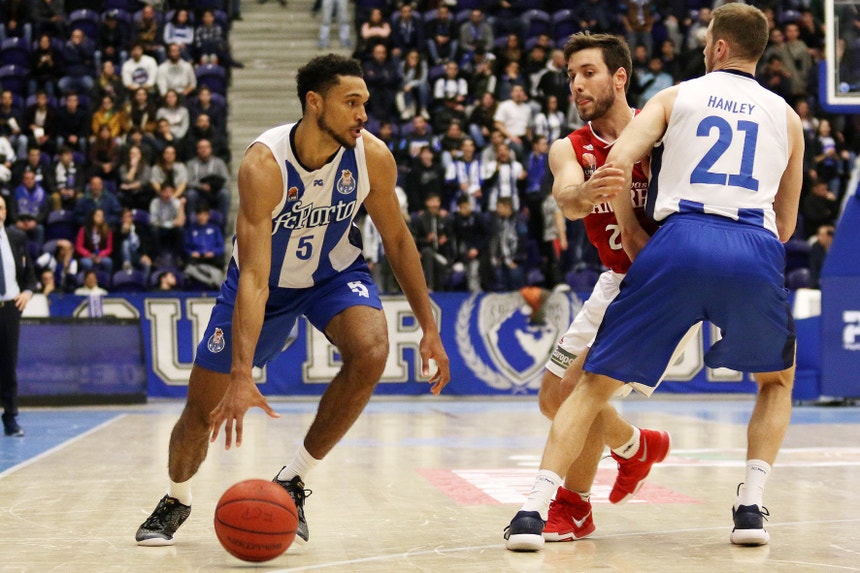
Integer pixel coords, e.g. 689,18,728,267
420,332,451,395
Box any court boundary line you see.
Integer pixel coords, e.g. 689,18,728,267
0,414,126,479
268,518,860,572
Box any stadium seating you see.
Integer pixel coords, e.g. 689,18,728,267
103,0,144,12
786,267,812,290
0,65,29,96
784,238,811,273
565,267,600,292
551,9,579,45
112,268,149,292
45,210,78,242
195,63,228,95
68,9,102,40
522,9,552,40
0,37,31,68
76,270,113,290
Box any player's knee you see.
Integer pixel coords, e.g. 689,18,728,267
178,400,213,434
538,385,559,420
343,339,388,382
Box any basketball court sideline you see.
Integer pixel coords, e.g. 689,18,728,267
1,397,858,572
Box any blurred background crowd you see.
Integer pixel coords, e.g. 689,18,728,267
0,0,856,296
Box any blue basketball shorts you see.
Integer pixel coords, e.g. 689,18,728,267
195,259,383,373
584,213,796,388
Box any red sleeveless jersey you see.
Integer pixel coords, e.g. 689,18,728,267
566,119,657,273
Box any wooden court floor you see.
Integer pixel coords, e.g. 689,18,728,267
1,396,859,572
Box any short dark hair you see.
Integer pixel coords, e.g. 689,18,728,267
296,54,364,113
563,32,633,93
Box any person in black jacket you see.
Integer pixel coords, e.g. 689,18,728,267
0,195,36,437
450,193,490,292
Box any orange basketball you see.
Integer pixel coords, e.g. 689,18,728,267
214,479,298,562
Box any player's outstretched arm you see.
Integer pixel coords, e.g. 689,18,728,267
607,85,677,260
209,143,281,450
362,132,451,395
549,138,622,221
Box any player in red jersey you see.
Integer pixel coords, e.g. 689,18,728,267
507,33,672,550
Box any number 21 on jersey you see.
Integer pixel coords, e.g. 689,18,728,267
690,115,760,192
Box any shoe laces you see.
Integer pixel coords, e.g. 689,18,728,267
142,497,177,529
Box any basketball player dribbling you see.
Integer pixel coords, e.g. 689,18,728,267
136,54,450,547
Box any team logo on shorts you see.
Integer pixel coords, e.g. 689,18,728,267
287,186,300,201
208,327,226,353
336,169,356,195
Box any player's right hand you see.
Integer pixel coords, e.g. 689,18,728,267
584,165,625,205
209,376,280,450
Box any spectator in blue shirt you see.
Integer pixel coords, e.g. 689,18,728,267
183,203,224,289
14,169,48,247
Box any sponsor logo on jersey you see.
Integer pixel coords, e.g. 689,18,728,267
287,186,299,201
207,327,226,353
272,200,357,234
337,169,356,195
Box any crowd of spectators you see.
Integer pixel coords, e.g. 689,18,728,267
3,0,857,297
352,0,859,293
0,0,237,294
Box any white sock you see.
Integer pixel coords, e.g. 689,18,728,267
521,470,562,521
169,479,192,506
737,459,771,508
277,444,321,482
574,490,590,502
611,427,641,460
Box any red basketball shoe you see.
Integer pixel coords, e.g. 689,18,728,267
543,487,595,541
609,429,671,504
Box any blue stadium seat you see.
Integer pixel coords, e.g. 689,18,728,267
102,9,134,38
565,267,599,292
786,267,812,290
205,210,225,229
427,63,446,85
76,270,113,290
523,9,552,40
112,268,149,292
195,63,228,95
784,238,811,273
193,0,227,12
103,0,143,12
518,0,549,11
551,9,579,44
26,94,58,109
0,65,29,96
45,210,78,242
69,9,101,39
150,267,185,289
525,36,554,52
455,0,482,10
131,209,151,228
165,9,196,26
0,37,30,68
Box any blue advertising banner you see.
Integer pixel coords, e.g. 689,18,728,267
42,289,821,400
821,188,860,398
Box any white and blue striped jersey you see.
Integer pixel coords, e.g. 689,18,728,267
239,122,371,289
648,70,790,237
